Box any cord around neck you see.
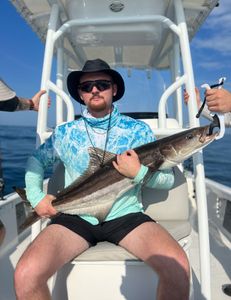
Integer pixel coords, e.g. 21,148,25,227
82,109,112,167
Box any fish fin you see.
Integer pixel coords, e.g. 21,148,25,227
19,211,41,231
70,147,115,185
88,147,116,167
147,158,165,171
148,166,158,173
13,187,31,206
96,208,111,223
12,187,40,230
55,148,116,198
60,148,116,191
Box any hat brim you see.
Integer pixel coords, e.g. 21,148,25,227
0,79,16,101
67,69,125,105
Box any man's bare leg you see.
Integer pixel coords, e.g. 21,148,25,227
14,224,89,300
119,221,190,300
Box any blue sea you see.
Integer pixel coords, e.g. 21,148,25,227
0,125,230,196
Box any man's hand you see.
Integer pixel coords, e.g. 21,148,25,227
31,90,51,111
112,149,141,178
205,88,231,113
184,87,200,108
34,194,57,217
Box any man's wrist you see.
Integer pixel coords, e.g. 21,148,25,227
16,97,34,111
133,165,149,184
29,99,34,110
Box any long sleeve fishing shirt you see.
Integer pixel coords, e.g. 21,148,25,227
26,105,174,225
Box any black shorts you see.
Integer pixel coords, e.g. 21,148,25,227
50,212,155,246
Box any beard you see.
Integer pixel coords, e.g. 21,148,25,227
88,97,108,112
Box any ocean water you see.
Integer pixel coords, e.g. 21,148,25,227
0,125,37,196
0,125,230,196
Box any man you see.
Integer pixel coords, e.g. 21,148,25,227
14,59,190,300
0,78,48,111
184,87,231,127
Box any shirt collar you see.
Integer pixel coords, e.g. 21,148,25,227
82,105,119,129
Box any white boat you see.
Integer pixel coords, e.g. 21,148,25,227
0,0,230,299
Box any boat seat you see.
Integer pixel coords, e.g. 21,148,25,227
47,165,191,263
142,118,180,130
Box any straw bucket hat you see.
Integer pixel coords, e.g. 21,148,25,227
0,78,16,101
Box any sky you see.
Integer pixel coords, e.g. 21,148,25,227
0,0,231,126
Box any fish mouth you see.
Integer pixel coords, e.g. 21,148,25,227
208,114,221,135
200,123,219,143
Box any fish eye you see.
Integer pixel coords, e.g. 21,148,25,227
186,133,194,140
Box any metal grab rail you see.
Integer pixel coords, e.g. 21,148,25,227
158,74,187,128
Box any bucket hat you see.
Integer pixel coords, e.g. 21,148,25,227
67,59,125,105
0,78,16,101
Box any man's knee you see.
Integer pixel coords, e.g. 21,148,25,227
169,248,190,280
14,261,28,296
14,257,43,296
174,246,190,277
147,245,190,280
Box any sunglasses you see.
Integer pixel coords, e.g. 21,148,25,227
78,80,113,93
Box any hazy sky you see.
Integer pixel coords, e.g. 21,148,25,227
0,0,230,126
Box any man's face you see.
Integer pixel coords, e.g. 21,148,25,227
78,72,117,116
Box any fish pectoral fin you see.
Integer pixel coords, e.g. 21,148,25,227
147,157,165,171
94,201,115,223
148,166,158,173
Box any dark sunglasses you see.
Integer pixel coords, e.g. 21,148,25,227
78,80,113,93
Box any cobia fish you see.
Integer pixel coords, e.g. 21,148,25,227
15,124,218,230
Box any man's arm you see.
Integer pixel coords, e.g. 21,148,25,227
26,156,57,217
25,135,59,217
0,92,50,112
16,90,49,111
0,78,49,112
0,97,19,111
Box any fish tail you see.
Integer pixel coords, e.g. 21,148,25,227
13,187,31,205
13,187,41,231
19,211,40,231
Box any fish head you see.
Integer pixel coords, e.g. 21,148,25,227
160,125,218,168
